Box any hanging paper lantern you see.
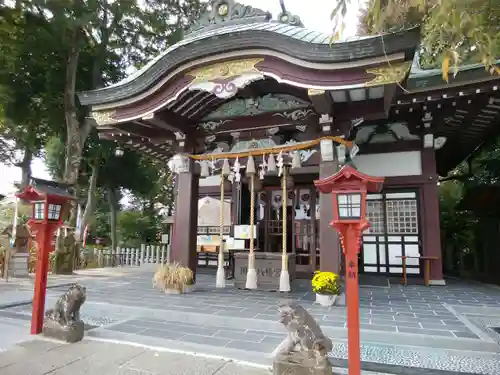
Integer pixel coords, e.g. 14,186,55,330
272,192,282,209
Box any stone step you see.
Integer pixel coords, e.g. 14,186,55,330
7,294,500,354
3,300,499,374
87,320,500,375
63,298,499,354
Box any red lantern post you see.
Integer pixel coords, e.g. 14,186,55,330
314,165,384,375
16,179,74,335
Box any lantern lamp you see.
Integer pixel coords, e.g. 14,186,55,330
314,164,384,375
47,203,63,221
115,147,124,157
16,178,75,335
33,202,45,220
337,192,362,220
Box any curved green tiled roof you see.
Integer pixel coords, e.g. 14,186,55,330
78,20,420,106
406,52,500,90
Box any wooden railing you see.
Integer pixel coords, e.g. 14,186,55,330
78,244,171,268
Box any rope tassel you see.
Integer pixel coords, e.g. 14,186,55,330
246,155,256,175
222,158,231,176
279,167,291,292
216,173,226,288
245,156,258,290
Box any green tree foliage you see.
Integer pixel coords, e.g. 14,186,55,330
2,0,200,248
44,136,66,181
336,0,500,76
439,180,476,273
116,210,161,247
0,7,66,182
18,0,205,186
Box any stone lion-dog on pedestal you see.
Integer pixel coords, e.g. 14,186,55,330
43,284,86,343
273,303,333,375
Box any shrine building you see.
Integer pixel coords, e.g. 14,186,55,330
78,0,500,287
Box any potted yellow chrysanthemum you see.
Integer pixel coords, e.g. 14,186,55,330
312,271,341,306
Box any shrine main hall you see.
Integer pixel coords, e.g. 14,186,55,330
78,0,500,287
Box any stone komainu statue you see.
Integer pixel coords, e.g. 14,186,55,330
45,284,86,327
274,303,333,375
277,303,333,359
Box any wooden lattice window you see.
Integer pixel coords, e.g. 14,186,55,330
366,200,385,234
385,199,418,234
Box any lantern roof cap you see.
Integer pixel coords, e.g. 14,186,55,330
314,164,384,194
16,178,75,202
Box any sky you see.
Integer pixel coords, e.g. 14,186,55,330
0,0,362,196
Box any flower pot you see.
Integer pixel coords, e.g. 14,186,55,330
165,288,181,294
315,293,337,307
183,284,195,293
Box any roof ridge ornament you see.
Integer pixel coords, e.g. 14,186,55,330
277,0,304,27
187,0,272,35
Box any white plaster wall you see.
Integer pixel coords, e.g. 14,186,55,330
354,151,422,177
200,175,220,186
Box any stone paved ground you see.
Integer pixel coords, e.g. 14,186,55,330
0,338,272,375
1,265,500,374
0,338,396,375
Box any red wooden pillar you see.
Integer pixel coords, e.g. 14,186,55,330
170,162,199,279
421,149,444,283
31,226,51,334
344,225,361,375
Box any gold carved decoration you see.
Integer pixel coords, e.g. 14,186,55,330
90,111,116,125
186,58,264,84
308,88,325,96
364,61,412,87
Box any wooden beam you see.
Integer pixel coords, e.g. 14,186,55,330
155,109,197,134
198,109,319,135
400,79,500,104
142,114,184,134
308,89,333,115
334,99,388,122
101,121,171,139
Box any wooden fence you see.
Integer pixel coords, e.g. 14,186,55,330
79,244,172,269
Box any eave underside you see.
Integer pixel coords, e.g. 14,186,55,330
97,78,397,160
102,75,500,177
391,79,500,175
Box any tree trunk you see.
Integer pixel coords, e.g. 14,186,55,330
63,29,89,186
107,187,118,251
63,28,92,225
18,148,32,190
78,161,99,241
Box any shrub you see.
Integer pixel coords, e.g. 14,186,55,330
153,262,194,292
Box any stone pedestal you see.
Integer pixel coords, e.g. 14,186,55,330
8,252,29,277
42,320,84,343
273,352,332,375
233,252,296,291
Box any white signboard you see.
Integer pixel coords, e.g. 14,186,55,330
161,234,169,244
234,224,256,239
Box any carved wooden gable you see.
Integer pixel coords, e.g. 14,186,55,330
203,94,310,120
